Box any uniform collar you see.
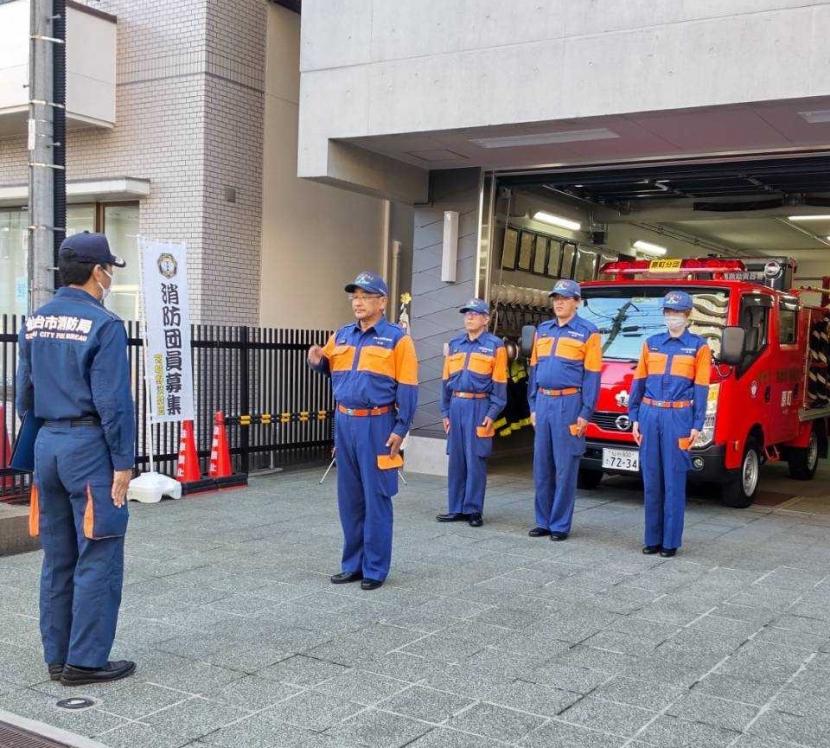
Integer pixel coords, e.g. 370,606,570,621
352,315,390,335
660,328,692,345
56,286,103,306
552,313,580,330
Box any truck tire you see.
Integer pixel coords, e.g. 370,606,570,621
788,429,819,481
577,468,604,490
721,439,761,508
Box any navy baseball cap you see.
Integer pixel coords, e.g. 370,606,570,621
459,298,489,315
345,271,388,296
59,232,126,267
549,279,581,298
662,290,693,311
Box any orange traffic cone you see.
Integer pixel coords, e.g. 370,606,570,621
176,419,201,482
0,404,12,489
208,411,232,479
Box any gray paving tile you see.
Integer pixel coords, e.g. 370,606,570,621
693,673,786,706
260,689,364,731
142,697,251,742
199,713,321,747
594,676,685,711
559,696,656,737
637,714,740,747
95,722,192,748
526,662,613,693
205,675,304,710
748,708,830,747
445,701,547,742
258,654,349,686
92,682,193,721
407,727,507,747
313,667,411,705
378,684,475,722
326,708,433,747
519,719,625,747
666,691,759,732
483,679,581,717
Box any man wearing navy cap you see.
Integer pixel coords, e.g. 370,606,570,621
17,231,136,686
307,272,418,590
629,290,711,557
528,279,602,541
437,299,507,527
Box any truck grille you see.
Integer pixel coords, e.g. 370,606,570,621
590,411,632,432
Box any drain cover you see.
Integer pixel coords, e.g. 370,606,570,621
0,721,71,747
55,698,94,711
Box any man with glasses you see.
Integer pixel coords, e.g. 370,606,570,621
528,279,602,541
307,272,418,590
17,232,136,686
437,299,507,527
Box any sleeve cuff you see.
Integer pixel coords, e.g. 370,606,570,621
112,455,135,471
486,406,501,421
578,407,593,420
392,424,409,439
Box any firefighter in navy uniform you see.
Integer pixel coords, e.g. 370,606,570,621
437,299,507,527
629,290,711,557
307,272,418,590
528,279,602,541
16,232,136,687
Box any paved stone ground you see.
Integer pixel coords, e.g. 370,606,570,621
1,457,830,748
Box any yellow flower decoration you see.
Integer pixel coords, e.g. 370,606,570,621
400,292,412,305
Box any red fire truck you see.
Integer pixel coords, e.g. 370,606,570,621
567,257,830,507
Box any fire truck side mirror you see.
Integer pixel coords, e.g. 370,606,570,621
520,325,536,359
719,326,746,366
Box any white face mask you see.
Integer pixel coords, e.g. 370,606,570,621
665,314,686,332
97,267,113,302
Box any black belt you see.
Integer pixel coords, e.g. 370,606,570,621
44,416,101,428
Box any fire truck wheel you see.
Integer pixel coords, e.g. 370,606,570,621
577,468,604,490
788,429,819,481
721,438,761,508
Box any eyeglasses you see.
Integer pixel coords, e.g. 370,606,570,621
348,294,383,301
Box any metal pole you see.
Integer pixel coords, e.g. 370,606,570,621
27,0,64,312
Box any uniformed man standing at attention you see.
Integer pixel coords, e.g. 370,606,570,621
307,272,418,590
17,232,136,687
528,279,602,541
437,299,507,527
629,290,711,557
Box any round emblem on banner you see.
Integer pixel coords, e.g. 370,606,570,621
157,253,178,279
764,260,782,279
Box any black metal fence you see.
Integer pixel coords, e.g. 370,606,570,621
1,315,334,501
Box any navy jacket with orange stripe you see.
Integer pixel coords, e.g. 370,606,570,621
441,332,508,420
311,317,418,438
528,314,602,420
628,330,711,431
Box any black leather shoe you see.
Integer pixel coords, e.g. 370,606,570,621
659,548,677,558
528,527,550,537
436,513,467,522
361,578,383,591
61,661,136,687
550,532,568,541
468,514,483,527
48,664,64,681
330,571,363,584
642,545,660,555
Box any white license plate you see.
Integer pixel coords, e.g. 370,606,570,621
602,447,640,472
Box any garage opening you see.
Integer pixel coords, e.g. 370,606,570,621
484,152,830,505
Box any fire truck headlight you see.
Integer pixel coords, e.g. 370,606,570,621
693,383,719,448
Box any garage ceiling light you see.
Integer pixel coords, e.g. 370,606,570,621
798,110,830,124
532,211,581,231
788,214,830,221
470,128,618,149
632,240,668,256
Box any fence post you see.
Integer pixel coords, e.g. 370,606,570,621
239,325,250,474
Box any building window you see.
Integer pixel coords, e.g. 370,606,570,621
0,202,139,319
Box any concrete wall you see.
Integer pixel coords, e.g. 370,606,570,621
259,4,385,330
298,0,830,187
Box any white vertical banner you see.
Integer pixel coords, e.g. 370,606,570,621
139,238,195,423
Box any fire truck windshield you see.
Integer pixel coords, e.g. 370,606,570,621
580,286,730,361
